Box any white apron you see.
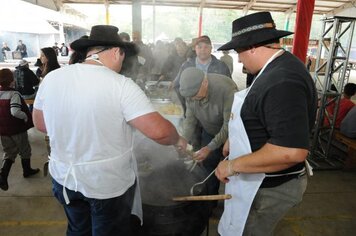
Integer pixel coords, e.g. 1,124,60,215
50,137,143,223
218,50,284,236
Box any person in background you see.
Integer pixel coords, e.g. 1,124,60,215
39,47,61,157
0,69,40,191
119,32,131,42
220,50,234,75
340,106,356,139
151,40,169,80
158,40,188,82
16,40,28,58
32,25,187,236
132,31,154,82
60,43,69,56
34,58,43,79
119,32,142,83
14,60,40,111
174,35,231,112
179,67,237,201
215,12,317,236
39,47,60,79
326,82,356,128
52,43,60,56
185,37,197,59
1,42,11,61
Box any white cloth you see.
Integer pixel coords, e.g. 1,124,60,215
218,50,284,236
34,64,154,212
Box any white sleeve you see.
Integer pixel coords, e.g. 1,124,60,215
121,79,155,121
10,93,27,121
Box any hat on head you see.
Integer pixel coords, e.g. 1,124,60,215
70,25,135,52
179,67,205,97
16,59,29,68
218,12,293,51
195,35,212,46
34,58,42,67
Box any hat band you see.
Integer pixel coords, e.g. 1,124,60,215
232,23,275,37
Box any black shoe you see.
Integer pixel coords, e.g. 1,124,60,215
21,159,40,178
0,160,13,191
23,168,40,178
0,175,9,191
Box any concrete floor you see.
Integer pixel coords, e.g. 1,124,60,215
1,128,356,236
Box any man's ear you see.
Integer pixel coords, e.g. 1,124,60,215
115,48,125,61
118,48,124,56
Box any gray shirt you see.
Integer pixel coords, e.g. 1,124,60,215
182,73,237,150
340,106,356,139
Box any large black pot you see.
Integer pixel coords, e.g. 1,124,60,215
132,133,211,236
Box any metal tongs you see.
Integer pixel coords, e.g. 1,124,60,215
190,156,229,196
179,144,198,172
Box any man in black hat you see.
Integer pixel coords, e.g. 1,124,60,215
32,25,187,236
214,12,317,235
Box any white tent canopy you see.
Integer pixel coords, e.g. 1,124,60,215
0,0,59,34
0,19,59,34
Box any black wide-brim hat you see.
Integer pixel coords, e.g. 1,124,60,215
218,12,293,51
70,25,138,57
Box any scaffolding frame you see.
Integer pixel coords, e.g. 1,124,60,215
309,16,355,169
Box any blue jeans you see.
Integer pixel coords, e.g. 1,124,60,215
52,179,135,236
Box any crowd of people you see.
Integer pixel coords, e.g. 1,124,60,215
0,11,355,236
1,40,70,61
1,40,28,60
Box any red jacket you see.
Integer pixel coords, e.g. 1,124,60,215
325,97,355,128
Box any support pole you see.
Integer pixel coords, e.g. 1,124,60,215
153,0,156,43
198,5,203,37
292,0,315,63
309,16,356,169
104,0,110,25
132,0,142,36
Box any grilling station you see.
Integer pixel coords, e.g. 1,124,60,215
130,80,221,236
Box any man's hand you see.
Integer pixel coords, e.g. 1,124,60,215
194,146,212,161
174,136,188,152
215,160,231,183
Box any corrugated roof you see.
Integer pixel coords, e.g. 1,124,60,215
60,0,356,15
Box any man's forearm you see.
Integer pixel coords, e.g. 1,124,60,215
230,143,308,174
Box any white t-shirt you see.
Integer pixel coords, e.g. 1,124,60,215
34,64,155,199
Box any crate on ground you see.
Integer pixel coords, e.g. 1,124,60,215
333,130,356,169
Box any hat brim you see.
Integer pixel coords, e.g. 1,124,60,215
218,30,293,51
70,39,138,57
71,38,127,51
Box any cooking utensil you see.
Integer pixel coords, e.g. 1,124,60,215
190,156,229,196
172,194,232,201
178,144,199,172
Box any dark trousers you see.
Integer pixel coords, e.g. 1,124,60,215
201,129,223,196
52,179,136,236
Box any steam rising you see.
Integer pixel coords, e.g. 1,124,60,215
133,131,207,206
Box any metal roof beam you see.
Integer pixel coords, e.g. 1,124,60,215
242,0,257,15
284,1,297,15
326,0,356,16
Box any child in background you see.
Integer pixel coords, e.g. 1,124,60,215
0,68,39,191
